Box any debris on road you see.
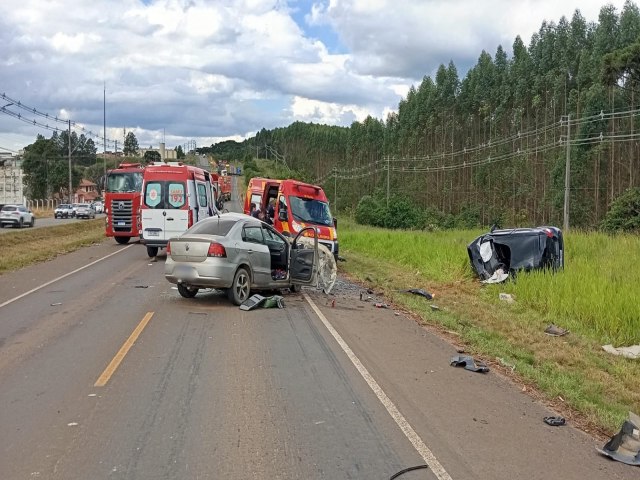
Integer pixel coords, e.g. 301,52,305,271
543,416,566,426
430,304,440,311
597,411,640,466
602,344,640,360
239,294,285,311
499,293,515,303
67,422,79,427
544,324,569,337
399,288,433,300
450,355,490,373
374,302,390,309
134,285,149,289
467,226,564,281
50,302,62,306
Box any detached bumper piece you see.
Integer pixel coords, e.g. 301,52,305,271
598,411,640,466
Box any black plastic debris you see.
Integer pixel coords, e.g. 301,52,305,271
467,226,564,281
399,288,433,300
134,285,149,288
450,355,490,373
543,416,566,426
597,412,640,466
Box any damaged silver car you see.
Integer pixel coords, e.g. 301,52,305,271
467,226,564,282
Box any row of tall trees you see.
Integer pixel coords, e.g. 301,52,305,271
231,1,640,229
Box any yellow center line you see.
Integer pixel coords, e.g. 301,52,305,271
94,311,154,387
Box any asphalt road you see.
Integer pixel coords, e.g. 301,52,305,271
0,213,105,235
0,188,637,479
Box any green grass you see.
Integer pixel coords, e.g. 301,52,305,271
0,220,106,274
338,219,640,434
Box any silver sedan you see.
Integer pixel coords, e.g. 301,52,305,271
164,212,318,304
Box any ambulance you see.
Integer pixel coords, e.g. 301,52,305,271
244,177,338,259
140,162,219,258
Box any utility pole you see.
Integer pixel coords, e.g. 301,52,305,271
334,168,337,214
68,119,72,203
563,114,571,231
103,83,106,176
386,155,390,207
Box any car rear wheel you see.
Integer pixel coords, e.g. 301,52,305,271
227,267,250,305
115,236,130,244
177,283,199,298
146,246,159,257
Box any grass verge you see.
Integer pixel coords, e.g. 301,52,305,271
0,220,106,274
338,219,640,436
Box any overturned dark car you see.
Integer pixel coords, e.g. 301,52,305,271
468,226,564,283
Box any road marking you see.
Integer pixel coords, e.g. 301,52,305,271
94,311,154,387
0,244,135,309
303,292,453,480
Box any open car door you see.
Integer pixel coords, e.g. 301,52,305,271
289,227,319,285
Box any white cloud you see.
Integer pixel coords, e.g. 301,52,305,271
0,0,631,152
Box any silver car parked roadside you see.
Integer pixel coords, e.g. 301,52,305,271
164,212,318,304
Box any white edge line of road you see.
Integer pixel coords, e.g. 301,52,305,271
0,244,135,309
303,292,454,480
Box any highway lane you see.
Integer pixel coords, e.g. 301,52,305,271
0,243,431,479
0,213,105,235
1,187,638,479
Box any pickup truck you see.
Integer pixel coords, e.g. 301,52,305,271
54,204,73,218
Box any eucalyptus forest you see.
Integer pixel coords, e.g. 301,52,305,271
207,2,640,230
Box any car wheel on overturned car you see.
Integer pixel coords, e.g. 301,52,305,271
177,283,199,298
227,267,250,305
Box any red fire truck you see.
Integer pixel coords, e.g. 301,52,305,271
104,162,145,244
219,174,232,202
244,177,338,259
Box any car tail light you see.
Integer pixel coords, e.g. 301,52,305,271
207,242,226,257
166,241,171,255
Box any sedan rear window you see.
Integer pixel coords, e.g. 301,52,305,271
187,218,235,236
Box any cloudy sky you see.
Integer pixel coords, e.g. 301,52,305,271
0,0,630,154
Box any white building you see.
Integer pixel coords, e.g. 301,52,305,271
0,154,25,205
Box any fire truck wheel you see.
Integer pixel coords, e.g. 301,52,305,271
227,267,250,305
177,283,199,298
146,246,159,258
115,236,130,245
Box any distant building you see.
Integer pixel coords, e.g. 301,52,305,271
138,144,177,161
74,179,99,203
0,153,26,205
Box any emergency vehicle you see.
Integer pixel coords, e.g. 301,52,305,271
104,163,145,244
140,162,219,258
244,177,338,259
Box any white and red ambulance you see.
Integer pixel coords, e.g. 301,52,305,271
140,162,219,257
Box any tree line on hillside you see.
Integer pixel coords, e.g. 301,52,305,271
204,2,640,231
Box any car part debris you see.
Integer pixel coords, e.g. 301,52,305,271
430,304,440,311
468,226,564,281
50,302,62,306
389,464,429,479
602,344,640,360
450,355,490,373
543,416,566,426
544,324,569,337
239,294,285,310
597,411,640,466
134,285,149,288
374,302,389,309
481,268,509,284
399,288,433,300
